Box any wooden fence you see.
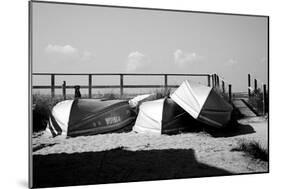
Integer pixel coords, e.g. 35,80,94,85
211,73,232,102
32,73,233,101
247,74,268,114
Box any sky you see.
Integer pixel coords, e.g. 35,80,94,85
32,2,268,93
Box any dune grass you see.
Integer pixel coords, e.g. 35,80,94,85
231,139,268,162
248,89,268,115
153,88,172,99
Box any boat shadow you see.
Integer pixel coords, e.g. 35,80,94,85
181,106,256,138
33,148,232,188
181,118,256,138
204,120,255,138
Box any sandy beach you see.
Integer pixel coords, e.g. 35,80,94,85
32,116,268,188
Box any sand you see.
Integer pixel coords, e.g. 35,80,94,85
32,116,268,188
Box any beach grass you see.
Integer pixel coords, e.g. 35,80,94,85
231,139,268,161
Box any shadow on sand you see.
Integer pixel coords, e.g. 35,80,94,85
33,148,232,188
204,120,256,138
180,106,256,138
180,118,255,138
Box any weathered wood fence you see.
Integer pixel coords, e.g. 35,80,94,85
211,73,232,102
32,73,233,101
247,73,268,114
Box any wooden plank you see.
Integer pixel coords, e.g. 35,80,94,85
120,74,123,97
88,74,92,98
222,81,225,93
51,74,55,98
62,81,66,100
248,74,251,97
263,84,267,114
212,74,215,87
214,74,217,87
32,73,210,77
33,85,180,89
164,74,168,91
232,99,257,117
228,84,232,102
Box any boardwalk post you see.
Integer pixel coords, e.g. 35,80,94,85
214,74,217,87
222,81,225,93
74,85,81,99
228,84,232,102
263,84,267,114
254,79,257,92
207,75,211,87
248,74,251,97
217,74,220,88
164,74,168,92
120,74,124,97
51,74,55,98
215,74,218,87
212,74,215,87
62,81,66,100
88,74,92,98
211,74,214,87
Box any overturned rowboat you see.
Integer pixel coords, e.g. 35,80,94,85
132,97,197,135
46,99,136,137
132,80,233,135
170,80,233,128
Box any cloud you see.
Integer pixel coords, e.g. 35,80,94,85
45,44,78,55
226,59,237,66
174,49,204,67
126,51,149,72
45,44,94,64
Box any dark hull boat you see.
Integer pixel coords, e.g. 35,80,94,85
171,80,233,128
133,80,233,135
46,99,136,137
133,98,197,135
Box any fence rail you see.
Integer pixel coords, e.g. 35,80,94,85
32,73,213,98
32,73,235,102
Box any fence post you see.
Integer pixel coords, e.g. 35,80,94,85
88,74,92,98
213,74,215,87
212,74,215,87
263,84,267,114
164,74,168,92
222,81,225,93
254,79,257,92
51,74,55,98
207,75,211,87
217,75,220,88
62,81,66,100
248,74,251,97
120,74,124,97
214,74,218,87
228,84,232,102
215,74,218,87
214,74,217,87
